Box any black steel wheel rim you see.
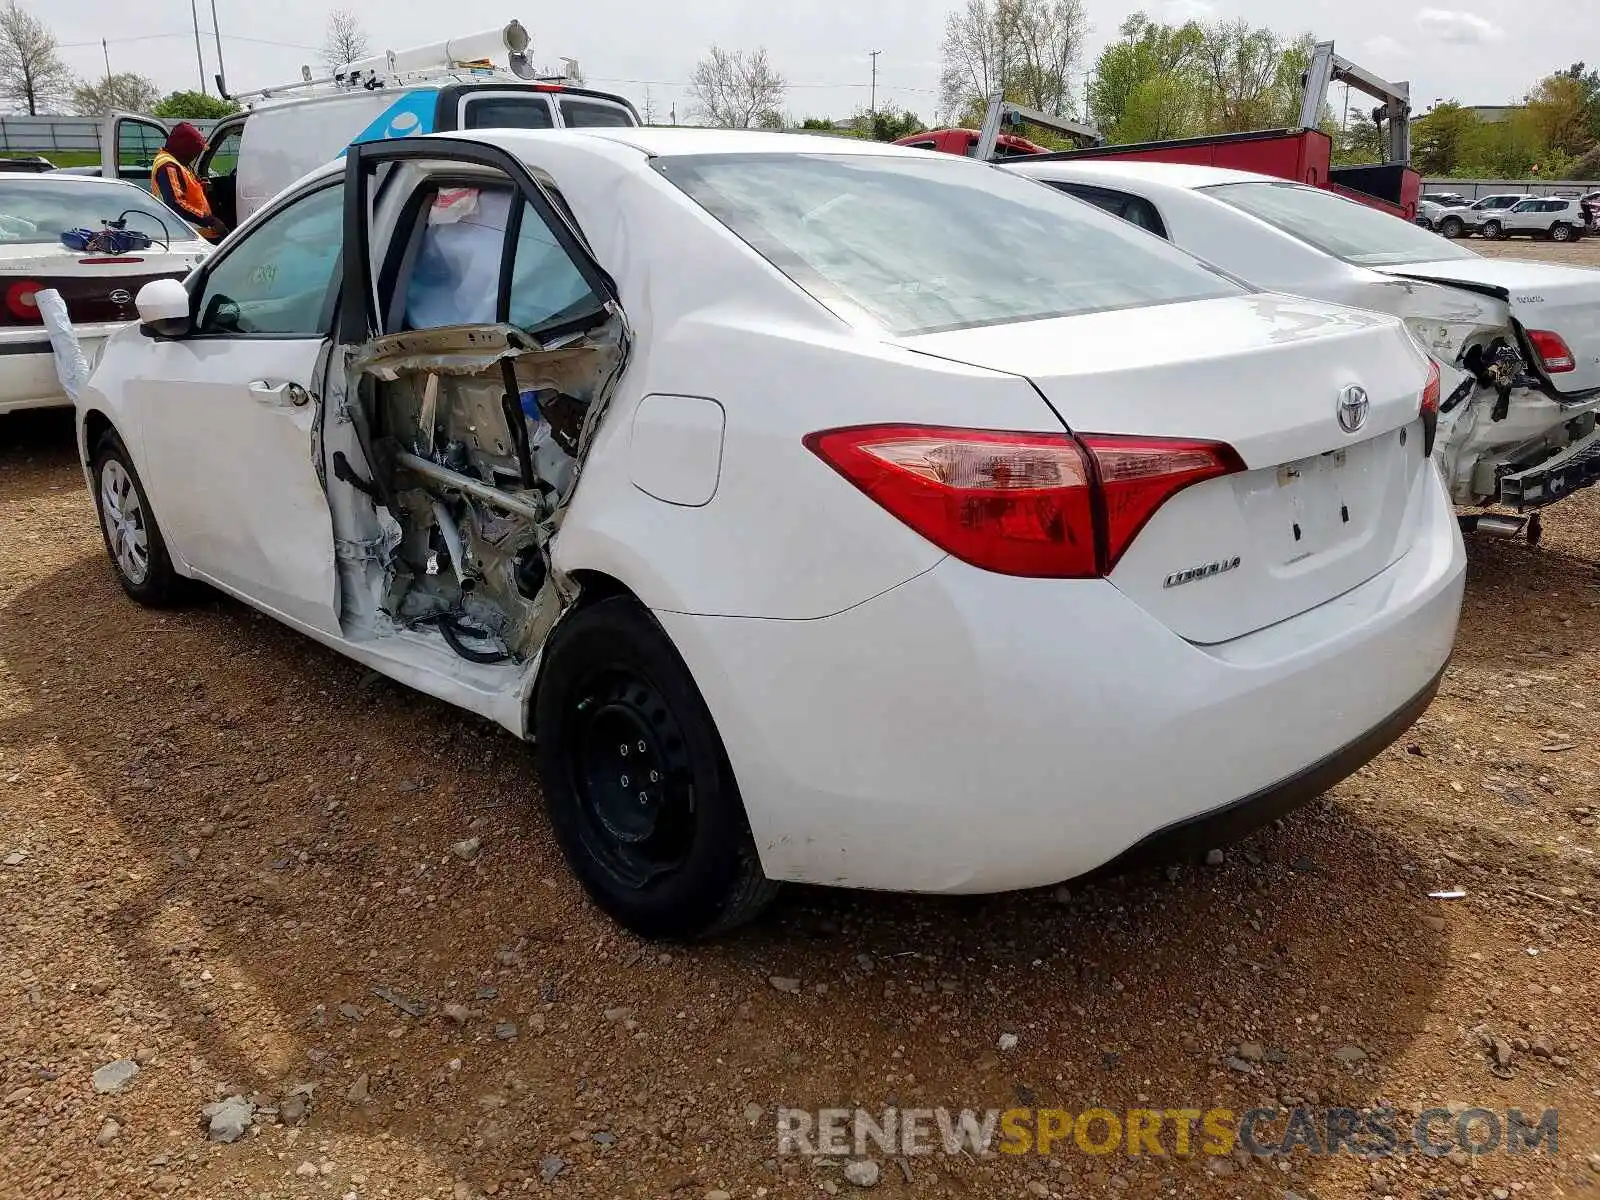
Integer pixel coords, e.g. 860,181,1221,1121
567,666,696,889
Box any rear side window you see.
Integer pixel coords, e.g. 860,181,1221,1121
1047,182,1168,239
657,152,1238,337
463,96,554,130
557,97,633,128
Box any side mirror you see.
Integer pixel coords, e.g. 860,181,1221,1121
136,278,191,338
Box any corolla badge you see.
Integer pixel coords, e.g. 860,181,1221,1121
1337,384,1370,434
108,289,132,306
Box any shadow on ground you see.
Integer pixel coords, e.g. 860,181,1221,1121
0,413,1455,1197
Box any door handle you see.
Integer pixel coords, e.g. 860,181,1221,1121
248,380,310,408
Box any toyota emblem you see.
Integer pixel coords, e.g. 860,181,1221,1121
1337,384,1369,434
108,289,132,306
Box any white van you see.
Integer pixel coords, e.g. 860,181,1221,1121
97,23,638,229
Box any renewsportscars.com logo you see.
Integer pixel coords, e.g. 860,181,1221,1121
776,1106,1559,1160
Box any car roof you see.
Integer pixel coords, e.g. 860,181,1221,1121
0,172,145,188
1008,158,1272,190
291,127,932,192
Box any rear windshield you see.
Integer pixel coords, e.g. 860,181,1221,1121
1203,181,1477,266
558,97,634,127
462,96,554,130
0,178,197,245
656,152,1239,336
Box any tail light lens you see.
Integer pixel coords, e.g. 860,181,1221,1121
1420,360,1440,457
4,279,42,325
804,424,1242,578
1527,329,1575,373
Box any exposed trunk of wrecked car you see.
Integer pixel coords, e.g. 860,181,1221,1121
1383,269,1600,526
338,317,627,665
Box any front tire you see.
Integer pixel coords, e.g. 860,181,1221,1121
533,596,778,940
1440,216,1464,238
1550,222,1575,243
1482,219,1505,240
90,431,189,606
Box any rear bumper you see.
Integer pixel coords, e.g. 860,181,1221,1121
658,470,1465,895
1096,664,1444,874
0,329,109,414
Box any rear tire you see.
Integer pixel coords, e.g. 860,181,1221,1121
533,596,778,940
1550,222,1575,243
90,430,190,607
1440,216,1464,239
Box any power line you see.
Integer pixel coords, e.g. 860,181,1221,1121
61,30,317,51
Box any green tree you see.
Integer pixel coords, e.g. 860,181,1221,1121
1523,72,1595,159
1411,101,1481,175
152,90,239,120
1559,61,1600,141
1086,13,1203,140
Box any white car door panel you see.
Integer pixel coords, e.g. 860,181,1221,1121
129,181,345,636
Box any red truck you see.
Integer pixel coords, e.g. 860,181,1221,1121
897,43,1421,220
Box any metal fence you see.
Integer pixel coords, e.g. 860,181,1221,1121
1424,177,1600,200
0,116,221,156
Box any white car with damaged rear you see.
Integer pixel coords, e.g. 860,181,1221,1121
1009,160,1600,525
71,129,1464,939
0,174,209,418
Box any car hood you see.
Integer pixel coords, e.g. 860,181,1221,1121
1376,258,1600,394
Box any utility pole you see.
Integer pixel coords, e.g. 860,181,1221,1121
101,39,111,85
869,49,882,116
189,0,208,94
210,0,227,96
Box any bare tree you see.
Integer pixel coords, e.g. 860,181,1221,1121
322,8,372,73
0,1,72,115
72,72,160,116
939,0,1089,125
1194,18,1283,132
688,45,786,129
938,0,1023,124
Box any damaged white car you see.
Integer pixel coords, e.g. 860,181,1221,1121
73,130,1464,938
1010,160,1600,538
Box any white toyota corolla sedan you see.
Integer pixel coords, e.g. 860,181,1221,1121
72,129,1465,938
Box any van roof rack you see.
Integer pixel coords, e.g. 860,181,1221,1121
228,21,541,102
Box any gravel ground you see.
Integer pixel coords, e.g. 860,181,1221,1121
4,252,1600,1200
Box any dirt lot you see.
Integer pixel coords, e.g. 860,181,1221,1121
3,242,1600,1199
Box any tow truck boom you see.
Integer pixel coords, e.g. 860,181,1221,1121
1297,40,1411,164
974,96,1103,161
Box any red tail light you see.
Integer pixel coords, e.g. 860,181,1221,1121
1528,329,1575,373
804,424,1242,578
1420,361,1441,414
1420,360,1441,457
4,279,42,324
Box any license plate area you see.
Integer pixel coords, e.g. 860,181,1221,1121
1237,430,1401,569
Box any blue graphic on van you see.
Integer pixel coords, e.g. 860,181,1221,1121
337,90,436,157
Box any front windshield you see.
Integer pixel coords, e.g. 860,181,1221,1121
0,178,197,244
1203,181,1478,266
656,152,1239,336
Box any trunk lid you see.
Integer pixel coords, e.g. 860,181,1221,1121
1378,258,1600,395
902,293,1434,644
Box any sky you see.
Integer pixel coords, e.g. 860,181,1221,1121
45,0,1590,125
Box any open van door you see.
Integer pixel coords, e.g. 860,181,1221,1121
100,113,170,186
197,115,247,230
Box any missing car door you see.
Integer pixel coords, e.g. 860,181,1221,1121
335,140,629,666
